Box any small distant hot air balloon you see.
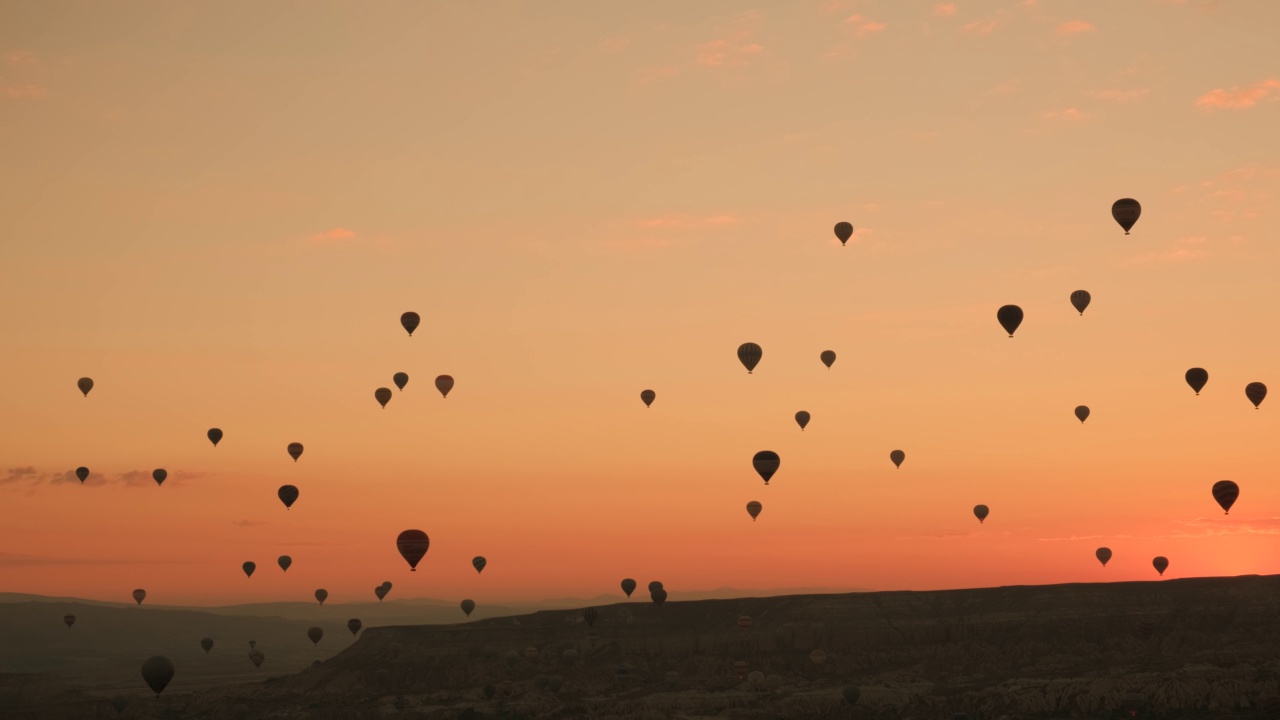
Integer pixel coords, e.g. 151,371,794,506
393,372,409,391
397,530,430,571
207,428,223,447
400,312,420,336
314,589,327,605
248,650,264,668
842,686,861,705
1152,556,1168,576
795,411,810,430
347,619,362,636
376,581,391,601
890,450,905,469
77,377,93,397
737,343,762,374
278,555,292,572
820,350,836,368
737,615,752,630
1185,368,1208,395
140,656,175,697
152,469,167,487
648,581,663,592
132,589,146,605
1112,198,1141,234
1212,480,1239,514
1074,405,1090,423
1070,290,1091,315
1095,547,1111,567
75,467,89,484
640,389,655,408
752,451,780,485
651,588,667,606
64,614,75,628
472,556,487,574
809,649,827,665
287,443,304,462
200,638,213,654
278,485,299,509
307,627,323,645
973,505,989,523
461,599,476,616
621,578,636,597
746,501,762,521
242,562,255,578
584,607,598,627
834,222,853,246
374,387,392,408
435,375,454,398
1245,382,1267,408
997,305,1023,337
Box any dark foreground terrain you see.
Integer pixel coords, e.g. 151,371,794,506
4,575,1280,719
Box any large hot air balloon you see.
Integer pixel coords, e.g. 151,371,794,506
1095,547,1111,567
834,222,853,246
737,343,762,374
973,505,989,523
1245,382,1267,408
401,312,420,336
1074,405,1090,423
248,650,264,668
132,589,146,605
461,599,476,616
64,614,75,628
890,450,905,469
77,377,94,397
752,451,780,485
75,467,89,483
435,375,454,398
207,428,223,447
287,443,304,462
375,387,392,408
140,656,175,697
152,469,167,487
200,638,213,653
1152,556,1168,576
393,372,409,390
746,501,762,521
307,627,323,645
795,411,810,430
651,588,667,606
278,555,292,572
1112,198,1141,234
640,389,655,408
648,581,664,592
242,562,256,578
997,305,1023,337
396,530,430,571
472,556,487,574
347,619,362,636
1070,290,1091,315
314,589,328,605
584,607,598,627
820,350,836,368
277,485,299,509
621,578,636,597
1185,368,1208,395
1212,480,1239,514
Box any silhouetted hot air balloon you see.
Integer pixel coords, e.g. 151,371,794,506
472,556,487,574
75,467,89,483
648,581,664,592
737,343,762,374
278,555,292,572
401,312,420,336
746,501,762,521
584,607,598,627
820,350,836,368
1074,405,1090,423
651,588,667,606
461,599,476,616
997,305,1023,337
207,428,223,447
1112,198,1141,234
1152,556,1168,576
834,222,853,246
795,411,810,430
132,589,146,605
1096,547,1111,567
621,578,636,597
640,389,655,408
842,686,861,705
140,656,174,697
374,387,392,408
1212,480,1239,514
375,582,391,601
77,377,93,397
110,696,127,714
248,649,264,668
152,469,166,487
314,589,327,605
1245,382,1267,408
890,450,905,469
973,505,989,523
435,375,454,398
397,530,430,571
307,627,323,645
242,562,255,578
277,485,299,509
752,451,780,485
287,443,303,462
1185,368,1208,395
1070,290,1091,315
200,638,213,653
64,614,75,628
393,372,409,390
347,619,362,636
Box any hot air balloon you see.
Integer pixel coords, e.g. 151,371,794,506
313,589,329,605
472,556,487,574
242,562,255,578
248,649,264,668
1095,547,1111,567
890,450,905,469
401,312,420,336
1112,198,1141,234
1152,556,1168,575
375,387,392,408
132,589,146,605
1185,368,1208,395
1070,290,1091,315
1212,480,1239,514
640,389,655,408
651,588,667,606
746,501,762,521
435,375,454,398
842,686,861,705
307,627,323,645
277,485,299,509
140,656,175,697
64,614,75,628
752,451,780,485
347,619,362,636
110,696,127,714
973,505,989,523
396,530,430,571
997,305,1023,337
287,443,304,462
820,350,836,368
1075,405,1090,423
375,584,389,601
461,599,476,616
77,377,93,397
737,343,762,374
152,469,167,487
794,411,810,430
834,222,853,246
621,578,636,597
278,555,292,572
200,638,213,653
648,581,664,592
207,428,223,447
738,615,752,630
583,607,598,627
809,649,827,665
75,467,89,483
393,372,409,390
1246,382,1267,408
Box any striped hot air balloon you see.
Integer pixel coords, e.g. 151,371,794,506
1212,480,1239,514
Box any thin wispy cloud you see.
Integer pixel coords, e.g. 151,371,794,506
1195,79,1280,110
1,466,39,486
934,4,957,17
695,10,767,69
0,83,47,99
961,19,998,34
1041,107,1090,123
6,50,38,66
844,14,887,36
1160,517,1280,538
634,65,681,85
233,519,268,528
1118,236,1213,267
307,227,357,245
1056,20,1096,36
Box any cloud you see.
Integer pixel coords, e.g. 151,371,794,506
1092,88,1150,104
634,65,680,85
1,466,39,485
695,10,768,69
233,519,268,528
307,227,357,245
114,469,207,487
1035,534,1120,542
1118,236,1212,266
844,14,887,36
6,50,38,66
1161,517,1280,538
595,36,630,54
1195,79,1280,110
1041,107,1089,123
961,19,998,34
934,4,957,16
0,83,47,99
1056,20,1096,35
0,553,186,567
50,469,108,486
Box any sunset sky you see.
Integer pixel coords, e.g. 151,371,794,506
3,0,1280,605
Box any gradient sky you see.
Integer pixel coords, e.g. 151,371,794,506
3,0,1280,605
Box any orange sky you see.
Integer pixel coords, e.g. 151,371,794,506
3,0,1280,605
